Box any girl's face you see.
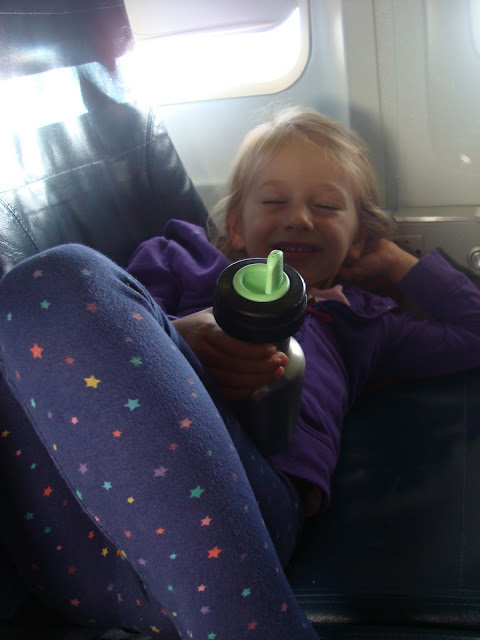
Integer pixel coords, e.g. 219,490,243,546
229,137,363,289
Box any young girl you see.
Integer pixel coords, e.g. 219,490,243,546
1,106,480,640
128,106,480,516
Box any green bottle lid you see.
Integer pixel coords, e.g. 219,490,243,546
232,250,290,302
213,250,307,344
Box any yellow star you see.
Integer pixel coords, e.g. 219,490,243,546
150,626,160,634
101,548,108,556
84,375,101,389
127,497,134,504
1,430,9,438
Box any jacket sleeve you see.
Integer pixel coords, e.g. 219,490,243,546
127,235,182,317
373,250,480,381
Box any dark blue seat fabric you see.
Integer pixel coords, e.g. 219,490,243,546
1,2,480,639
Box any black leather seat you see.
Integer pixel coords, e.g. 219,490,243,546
1,2,480,639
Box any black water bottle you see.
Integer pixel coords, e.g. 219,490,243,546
213,250,307,457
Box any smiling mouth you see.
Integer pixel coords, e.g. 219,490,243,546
275,245,318,253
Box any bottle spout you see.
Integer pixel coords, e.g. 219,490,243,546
232,251,290,302
265,250,284,295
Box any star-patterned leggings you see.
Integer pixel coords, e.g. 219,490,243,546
0,245,318,640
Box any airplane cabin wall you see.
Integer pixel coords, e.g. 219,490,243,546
154,0,480,276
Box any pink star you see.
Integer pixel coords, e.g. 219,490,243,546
201,516,212,527
137,558,147,566
71,417,78,425
197,584,206,592
153,466,168,477
70,598,80,607
33,270,43,278
131,312,143,321
179,418,193,429
79,463,88,474
281,603,288,612
200,606,211,614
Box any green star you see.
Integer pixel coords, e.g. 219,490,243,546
30,398,36,409
76,489,83,500
103,481,112,490
130,357,143,366
30,463,37,470
24,512,34,520
168,585,174,592
40,300,50,309
81,269,91,276
207,633,217,639
241,588,251,597
190,486,204,499
124,398,140,411
170,553,177,560
7,312,12,321
44,526,52,534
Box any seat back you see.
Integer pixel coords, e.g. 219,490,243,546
0,2,207,277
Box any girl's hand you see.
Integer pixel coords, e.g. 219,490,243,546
172,308,288,401
340,238,419,285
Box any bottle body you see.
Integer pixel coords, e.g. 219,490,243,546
233,336,305,457
213,254,307,458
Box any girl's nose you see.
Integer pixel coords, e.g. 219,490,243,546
284,204,314,230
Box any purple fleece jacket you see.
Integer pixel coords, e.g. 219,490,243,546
127,220,480,504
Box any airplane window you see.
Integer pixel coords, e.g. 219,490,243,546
120,0,309,104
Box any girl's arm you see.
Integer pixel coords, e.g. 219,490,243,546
345,240,480,380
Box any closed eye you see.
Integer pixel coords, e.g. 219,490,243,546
314,204,340,211
262,200,287,205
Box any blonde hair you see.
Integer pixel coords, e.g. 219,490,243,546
208,105,395,260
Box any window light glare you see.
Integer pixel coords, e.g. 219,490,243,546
0,66,86,132
120,6,306,105
470,0,480,56
0,66,87,191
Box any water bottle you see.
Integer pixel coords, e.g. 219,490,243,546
213,250,307,457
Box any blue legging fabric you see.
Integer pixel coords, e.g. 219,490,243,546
0,245,318,640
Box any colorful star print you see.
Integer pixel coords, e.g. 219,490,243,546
30,343,44,358
84,375,101,388
124,398,140,411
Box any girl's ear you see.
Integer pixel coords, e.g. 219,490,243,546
227,208,246,252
